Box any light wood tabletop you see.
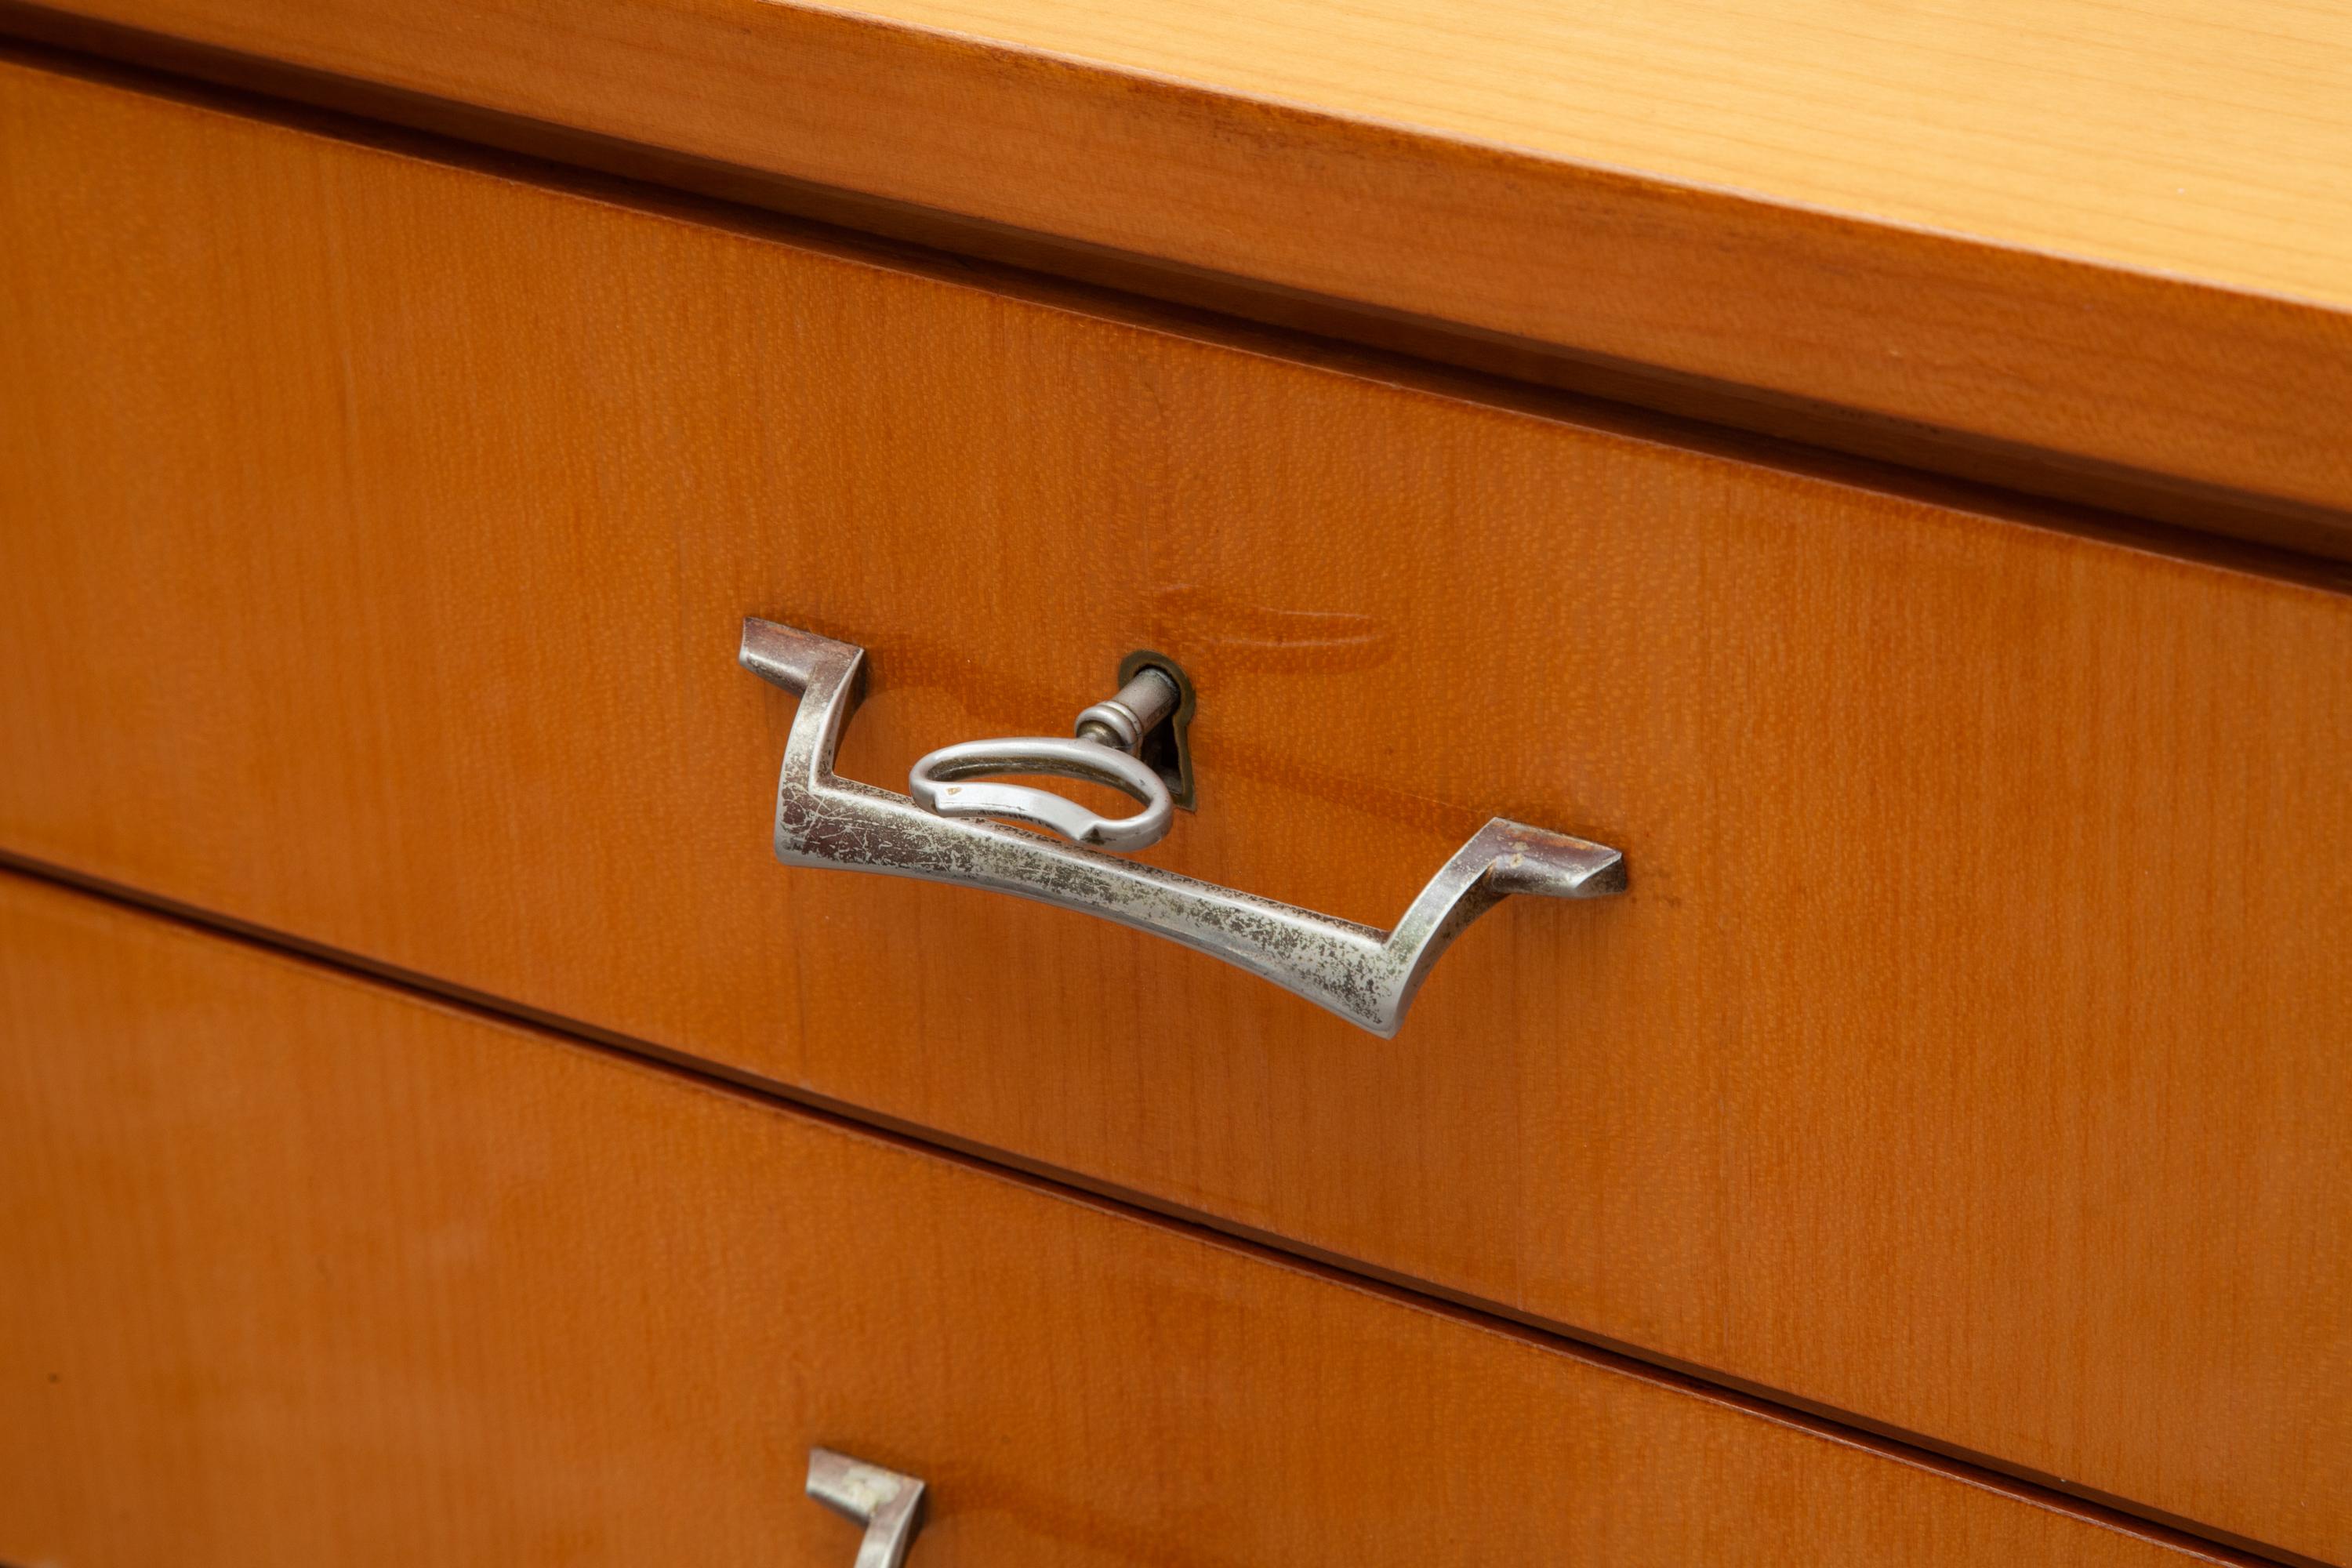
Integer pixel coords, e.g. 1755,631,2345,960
852,0,2352,310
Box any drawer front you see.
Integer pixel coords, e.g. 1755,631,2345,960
4,59,2348,1559
0,870,2244,1567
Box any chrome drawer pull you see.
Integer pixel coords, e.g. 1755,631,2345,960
741,618,1626,1036
807,1448,927,1567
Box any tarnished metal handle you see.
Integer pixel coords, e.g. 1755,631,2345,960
807,1449,926,1568
741,618,1626,1037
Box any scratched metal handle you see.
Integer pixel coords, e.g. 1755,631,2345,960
740,618,1626,1036
807,1449,927,1567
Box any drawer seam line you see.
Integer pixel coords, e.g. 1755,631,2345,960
0,848,2324,1568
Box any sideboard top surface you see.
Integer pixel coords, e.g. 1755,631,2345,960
840,0,2352,314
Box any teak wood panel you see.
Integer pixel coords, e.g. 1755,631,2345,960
8,2,2351,540
2,61,2349,1562
0,873,2259,1568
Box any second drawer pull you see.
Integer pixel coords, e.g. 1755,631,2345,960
741,618,1626,1036
807,1448,927,1567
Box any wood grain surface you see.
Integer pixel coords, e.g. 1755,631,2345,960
858,0,2352,312
2,61,2349,1561
0,870,2262,1568
5,0,2349,539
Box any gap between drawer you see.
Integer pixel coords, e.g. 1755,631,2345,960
0,848,2322,1568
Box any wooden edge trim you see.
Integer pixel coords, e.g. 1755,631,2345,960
8,15,2352,599
4,0,2350,543
13,16,2352,601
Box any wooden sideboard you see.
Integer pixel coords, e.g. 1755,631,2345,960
2,4,2346,1565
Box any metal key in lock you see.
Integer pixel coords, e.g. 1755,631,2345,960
908,659,1191,852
